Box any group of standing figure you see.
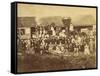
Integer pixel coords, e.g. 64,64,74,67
17,25,96,56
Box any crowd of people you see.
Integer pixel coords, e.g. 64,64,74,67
17,25,96,56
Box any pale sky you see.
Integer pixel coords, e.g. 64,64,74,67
17,3,96,21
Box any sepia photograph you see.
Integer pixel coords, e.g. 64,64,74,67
16,2,97,73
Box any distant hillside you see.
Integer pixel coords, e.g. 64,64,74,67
18,17,37,27
17,15,96,27
73,15,96,25
39,16,64,26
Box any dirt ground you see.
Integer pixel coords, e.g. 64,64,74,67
17,53,96,73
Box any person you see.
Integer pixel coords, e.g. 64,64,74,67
74,35,79,56
84,43,90,55
40,38,46,54
48,42,53,53
59,29,66,38
51,26,56,36
57,42,63,54
39,29,42,38
89,38,94,53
